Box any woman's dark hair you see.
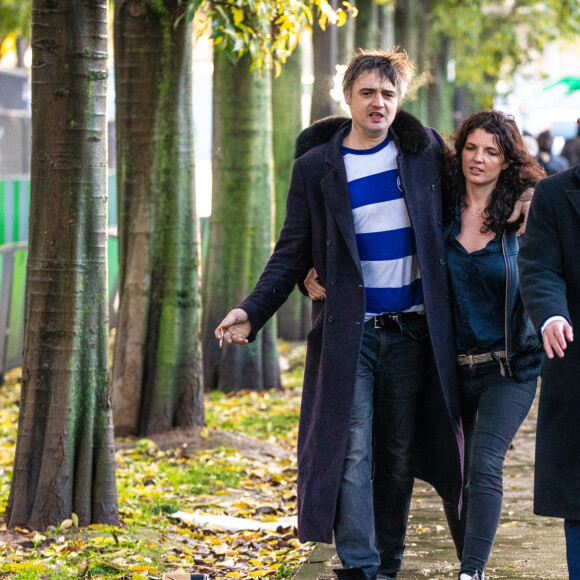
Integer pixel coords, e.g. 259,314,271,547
444,110,546,234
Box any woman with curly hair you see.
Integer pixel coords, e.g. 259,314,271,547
442,110,545,580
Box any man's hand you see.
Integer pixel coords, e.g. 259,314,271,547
215,308,251,346
543,319,574,359
304,268,326,301
507,187,533,236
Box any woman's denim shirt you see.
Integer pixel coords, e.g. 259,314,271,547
446,214,505,353
444,210,543,383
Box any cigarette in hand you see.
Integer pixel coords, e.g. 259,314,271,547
219,326,224,349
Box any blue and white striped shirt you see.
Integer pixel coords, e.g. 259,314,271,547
343,136,424,319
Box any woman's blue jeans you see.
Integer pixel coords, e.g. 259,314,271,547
333,315,428,579
444,362,536,577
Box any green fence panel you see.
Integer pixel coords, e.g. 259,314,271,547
0,174,117,238
6,247,27,369
12,180,20,243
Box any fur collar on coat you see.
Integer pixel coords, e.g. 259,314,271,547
294,110,432,159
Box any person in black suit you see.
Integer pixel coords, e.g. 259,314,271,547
518,118,580,580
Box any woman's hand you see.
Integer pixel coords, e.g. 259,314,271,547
304,268,326,301
507,187,534,235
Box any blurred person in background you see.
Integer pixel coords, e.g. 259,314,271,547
562,121,580,167
522,131,539,159
536,130,569,175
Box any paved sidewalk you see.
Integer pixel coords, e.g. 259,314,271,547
293,390,569,580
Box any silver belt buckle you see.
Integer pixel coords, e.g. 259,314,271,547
373,316,383,329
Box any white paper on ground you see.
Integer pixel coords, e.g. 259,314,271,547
171,511,298,533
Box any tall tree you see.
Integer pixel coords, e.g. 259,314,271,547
310,0,339,122
112,0,203,437
203,50,281,392
272,46,311,341
354,0,378,49
337,2,355,64
5,0,117,530
378,3,395,49
197,0,344,391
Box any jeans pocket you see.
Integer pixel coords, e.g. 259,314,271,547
402,316,429,340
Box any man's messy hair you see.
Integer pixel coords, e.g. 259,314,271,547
342,48,415,102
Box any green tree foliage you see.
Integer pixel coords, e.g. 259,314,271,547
186,0,353,73
0,0,31,42
0,0,32,66
405,0,580,121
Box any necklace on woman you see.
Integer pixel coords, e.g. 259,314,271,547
465,204,485,217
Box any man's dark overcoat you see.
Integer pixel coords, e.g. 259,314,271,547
518,163,580,519
240,112,464,543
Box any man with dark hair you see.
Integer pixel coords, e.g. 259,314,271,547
537,130,569,175
518,117,580,580
562,121,580,167
216,48,463,580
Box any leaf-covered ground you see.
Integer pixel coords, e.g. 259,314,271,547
0,342,311,579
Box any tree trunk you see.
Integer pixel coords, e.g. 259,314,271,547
354,0,378,50
310,0,338,122
378,5,395,49
427,36,454,136
5,0,117,530
337,5,355,65
272,47,311,341
112,0,204,436
202,51,281,392
395,0,424,120
412,0,428,123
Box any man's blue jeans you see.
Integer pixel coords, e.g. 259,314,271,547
565,519,580,579
334,315,428,579
444,363,536,577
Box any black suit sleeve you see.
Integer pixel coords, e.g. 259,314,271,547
518,179,571,334
240,158,313,340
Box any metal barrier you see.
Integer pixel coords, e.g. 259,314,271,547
0,174,208,375
0,237,119,375
0,174,118,245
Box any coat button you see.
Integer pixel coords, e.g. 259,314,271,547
328,315,334,323
326,239,332,246
330,278,336,286
272,288,276,293
440,258,446,265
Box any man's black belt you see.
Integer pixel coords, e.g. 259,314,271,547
371,311,424,329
